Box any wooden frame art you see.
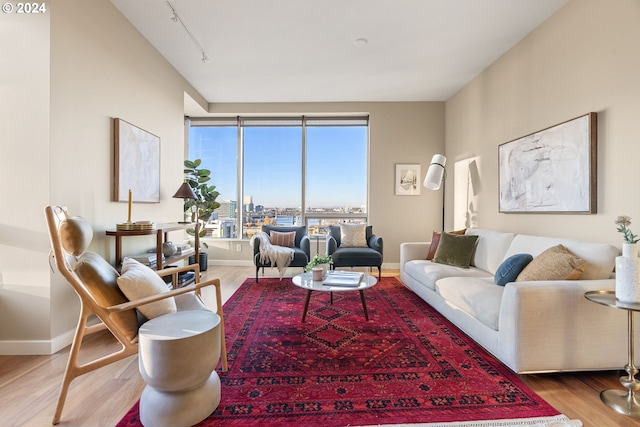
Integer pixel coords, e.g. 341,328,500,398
114,118,160,203
498,112,597,214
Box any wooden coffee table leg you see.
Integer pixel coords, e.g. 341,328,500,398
359,289,369,321
302,290,312,322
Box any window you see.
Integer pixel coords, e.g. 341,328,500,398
188,116,368,239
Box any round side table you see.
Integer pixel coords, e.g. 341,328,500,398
585,290,640,418
138,310,222,427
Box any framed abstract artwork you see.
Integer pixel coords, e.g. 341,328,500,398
498,112,597,214
113,118,161,203
395,164,421,195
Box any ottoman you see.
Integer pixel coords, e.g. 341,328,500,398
138,310,222,427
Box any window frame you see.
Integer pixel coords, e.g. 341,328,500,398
187,115,369,240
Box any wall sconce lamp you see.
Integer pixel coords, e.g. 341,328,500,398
424,154,447,231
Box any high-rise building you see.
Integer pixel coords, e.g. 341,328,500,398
243,195,254,213
215,200,237,219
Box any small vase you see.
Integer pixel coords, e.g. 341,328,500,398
616,243,640,303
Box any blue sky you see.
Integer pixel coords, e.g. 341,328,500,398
189,125,367,208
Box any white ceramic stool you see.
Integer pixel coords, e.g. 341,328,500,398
138,310,222,427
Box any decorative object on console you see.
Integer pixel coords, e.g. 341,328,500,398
424,154,447,230
499,112,597,214
162,241,177,257
615,215,640,303
172,181,197,223
394,163,421,195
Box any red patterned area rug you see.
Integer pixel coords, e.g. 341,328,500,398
117,277,566,427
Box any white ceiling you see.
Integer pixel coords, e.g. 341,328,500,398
111,0,568,104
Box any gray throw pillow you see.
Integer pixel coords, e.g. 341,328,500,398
432,232,479,268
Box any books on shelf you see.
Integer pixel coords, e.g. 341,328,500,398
322,271,364,288
128,252,164,267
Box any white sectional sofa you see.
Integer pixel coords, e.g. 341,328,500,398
400,228,635,374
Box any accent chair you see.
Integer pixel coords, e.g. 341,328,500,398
327,224,383,279
44,205,227,425
253,224,311,281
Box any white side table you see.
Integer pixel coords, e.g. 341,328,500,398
138,310,222,427
585,290,640,418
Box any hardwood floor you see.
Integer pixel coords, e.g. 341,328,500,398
1,266,638,426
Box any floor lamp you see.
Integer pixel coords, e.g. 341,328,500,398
424,154,447,231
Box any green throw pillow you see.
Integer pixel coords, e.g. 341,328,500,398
432,232,479,268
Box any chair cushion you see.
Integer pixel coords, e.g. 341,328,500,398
432,232,479,268
59,217,93,256
117,258,177,319
340,223,368,247
73,252,138,341
270,230,295,247
262,225,306,247
494,253,533,286
516,244,586,281
331,247,382,267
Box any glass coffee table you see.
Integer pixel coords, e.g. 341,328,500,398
292,271,378,322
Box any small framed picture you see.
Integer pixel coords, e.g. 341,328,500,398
395,164,421,195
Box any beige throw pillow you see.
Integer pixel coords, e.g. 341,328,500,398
117,257,177,319
340,223,368,247
516,244,586,282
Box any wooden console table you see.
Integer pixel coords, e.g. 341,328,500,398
106,222,198,270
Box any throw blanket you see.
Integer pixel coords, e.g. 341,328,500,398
250,231,295,279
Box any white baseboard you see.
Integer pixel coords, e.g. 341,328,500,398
0,328,74,355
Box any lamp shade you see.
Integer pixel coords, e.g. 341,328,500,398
423,154,447,190
172,182,197,200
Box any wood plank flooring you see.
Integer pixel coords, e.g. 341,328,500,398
1,266,638,426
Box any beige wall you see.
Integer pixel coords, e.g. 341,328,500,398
445,0,640,248
1,0,203,354
199,102,445,267
0,2,51,351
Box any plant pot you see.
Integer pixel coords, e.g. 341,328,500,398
199,252,208,271
616,243,640,303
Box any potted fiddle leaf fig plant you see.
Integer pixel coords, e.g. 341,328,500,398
183,159,220,269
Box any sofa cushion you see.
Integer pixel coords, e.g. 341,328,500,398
516,245,586,282
426,229,466,260
433,232,478,268
404,260,491,291
504,234,617,280
494,254,533,286
465,229,516,274
436,276,504,331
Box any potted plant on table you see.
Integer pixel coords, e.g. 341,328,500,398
305,254,333,274
183,159,220,270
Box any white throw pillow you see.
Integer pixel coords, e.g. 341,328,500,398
340,223,368,247
117,257,177,319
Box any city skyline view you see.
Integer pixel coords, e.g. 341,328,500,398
189,124,368,209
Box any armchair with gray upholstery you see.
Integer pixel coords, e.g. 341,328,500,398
253,225,310,281
327,225,383,279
